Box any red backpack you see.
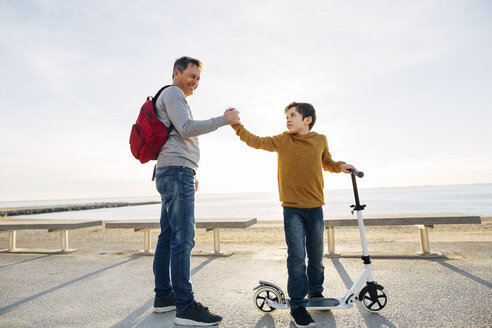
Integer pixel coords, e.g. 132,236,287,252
130,86,174,164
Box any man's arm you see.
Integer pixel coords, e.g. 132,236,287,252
231,124,283,152
163,87,233,138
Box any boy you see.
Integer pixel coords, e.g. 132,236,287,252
230,102,355,328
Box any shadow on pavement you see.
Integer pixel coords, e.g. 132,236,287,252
432,259,492,289
110,298,175,328
331,258,396,328
110,257,217,327
0,254,53,270
253,314,275,328
0,256,139,316
191,257,215,276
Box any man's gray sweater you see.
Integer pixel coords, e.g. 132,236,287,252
155,86,228,170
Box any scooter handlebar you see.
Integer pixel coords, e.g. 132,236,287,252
349,169,364,178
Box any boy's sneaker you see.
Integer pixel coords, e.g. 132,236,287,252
175,301,222,326
290,306,315,328
153,293,176,313
308,291,324,299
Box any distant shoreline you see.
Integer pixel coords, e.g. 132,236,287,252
2,182,491,203
0,201,160,217
1,184,491,219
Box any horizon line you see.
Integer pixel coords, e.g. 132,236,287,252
1,182,491,204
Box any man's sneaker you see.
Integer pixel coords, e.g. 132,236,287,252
153,293,176,313
308,291,324,299
175,301,222,326
290,306,315,328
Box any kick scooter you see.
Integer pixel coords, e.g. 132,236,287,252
252,169,388,313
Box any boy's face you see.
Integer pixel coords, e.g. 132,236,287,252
285,107,311,135
173,64,201,97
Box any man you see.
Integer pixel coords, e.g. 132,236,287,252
152,56,240,326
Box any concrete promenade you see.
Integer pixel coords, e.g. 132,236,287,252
0,220,491,327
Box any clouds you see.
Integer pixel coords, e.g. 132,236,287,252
0,0,491,200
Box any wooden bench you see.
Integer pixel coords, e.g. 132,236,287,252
105,218,257,256
324,212,481,256
0,219,103,253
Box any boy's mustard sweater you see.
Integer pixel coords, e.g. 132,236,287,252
232,124,345,208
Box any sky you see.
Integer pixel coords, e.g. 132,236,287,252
0,0,491,201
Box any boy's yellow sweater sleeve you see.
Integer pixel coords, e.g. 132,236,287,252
231,124,283,152
321,136,345,172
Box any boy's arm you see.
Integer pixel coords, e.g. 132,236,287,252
322,137,346,173
231,124,283,152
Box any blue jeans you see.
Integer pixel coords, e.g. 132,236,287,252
153,166,196,313
283,206,325,308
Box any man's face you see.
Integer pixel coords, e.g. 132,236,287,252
173,64,201,97
285,107,311,134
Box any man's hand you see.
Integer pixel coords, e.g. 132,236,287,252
340,163,356,173
194,178,199,192
224,107,241,125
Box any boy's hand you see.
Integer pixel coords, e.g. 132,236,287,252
340,163,356,173
224,107,241,125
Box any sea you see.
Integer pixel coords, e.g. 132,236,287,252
1,184,491,221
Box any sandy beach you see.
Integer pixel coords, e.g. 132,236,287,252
0,218,491,327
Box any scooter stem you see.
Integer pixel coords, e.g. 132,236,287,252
351,174,365,211
350,171,370,259
357,211,370,257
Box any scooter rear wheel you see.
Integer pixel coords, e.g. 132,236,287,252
359,284,388,313
253,286,283,313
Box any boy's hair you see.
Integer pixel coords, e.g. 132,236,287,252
172,56,204,79
284,102,316,130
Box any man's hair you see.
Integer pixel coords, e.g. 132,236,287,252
284,102,316,130
172,56,204,79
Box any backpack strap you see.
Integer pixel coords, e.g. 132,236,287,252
152,85,174,131
151,85,173,182
152,164,157,181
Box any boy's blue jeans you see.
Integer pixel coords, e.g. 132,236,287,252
153,166,196,314
283,206,325,309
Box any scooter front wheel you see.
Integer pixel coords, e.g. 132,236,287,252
359,284,388,313
253,286,283,313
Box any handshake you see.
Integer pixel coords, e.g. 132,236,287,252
224,107,241,125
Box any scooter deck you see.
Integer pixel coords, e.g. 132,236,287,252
287,298,340,308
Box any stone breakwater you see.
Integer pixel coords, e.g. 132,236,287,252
0,201,160,217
